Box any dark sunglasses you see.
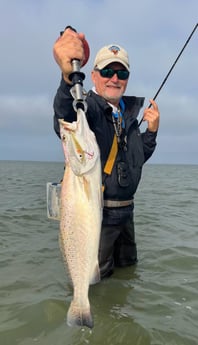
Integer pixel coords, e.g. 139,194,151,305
95,68,129,80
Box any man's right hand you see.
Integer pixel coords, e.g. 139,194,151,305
53,27,86,84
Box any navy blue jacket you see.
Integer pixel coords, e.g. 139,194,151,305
53,78,157,224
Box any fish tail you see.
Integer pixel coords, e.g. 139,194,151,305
67,301,94,329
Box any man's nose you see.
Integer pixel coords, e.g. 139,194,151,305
110,72,118,82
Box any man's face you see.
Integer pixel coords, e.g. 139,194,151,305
91,62,129,106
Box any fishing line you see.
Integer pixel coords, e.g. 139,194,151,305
138,23,198,126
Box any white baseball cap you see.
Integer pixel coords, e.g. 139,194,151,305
94,44,130,71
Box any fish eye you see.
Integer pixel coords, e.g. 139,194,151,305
78,153,84,160
76,149,83,160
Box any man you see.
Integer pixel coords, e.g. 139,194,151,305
53,28,160,279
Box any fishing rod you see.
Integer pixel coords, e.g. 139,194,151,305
138,23,198,126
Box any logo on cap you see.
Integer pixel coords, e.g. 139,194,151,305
108,45,120,55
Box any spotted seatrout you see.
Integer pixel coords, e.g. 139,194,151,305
59,108,102,329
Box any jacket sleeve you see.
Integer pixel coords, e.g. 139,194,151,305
141,129,158,162
53,77,77,138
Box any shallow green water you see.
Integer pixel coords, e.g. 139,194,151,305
0,161,198,345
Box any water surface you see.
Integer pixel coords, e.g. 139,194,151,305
0,161,197,345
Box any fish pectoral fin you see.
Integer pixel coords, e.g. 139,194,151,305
67,301,94,329
82,176,91,200
90,262,100,285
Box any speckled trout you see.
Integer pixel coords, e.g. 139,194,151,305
59,108,102,329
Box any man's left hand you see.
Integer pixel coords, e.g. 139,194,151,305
143,99,160,132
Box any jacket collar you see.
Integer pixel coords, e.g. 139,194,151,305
87,90,144,126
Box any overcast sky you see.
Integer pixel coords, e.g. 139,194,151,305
0,0,197,164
